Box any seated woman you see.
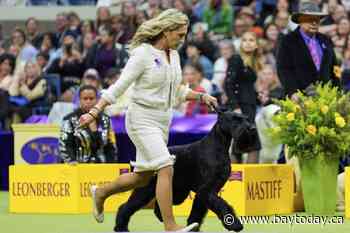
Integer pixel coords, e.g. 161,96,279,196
59,85,117,163
8,61,47,122
0,53,16,128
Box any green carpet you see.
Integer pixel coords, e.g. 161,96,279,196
1,191,350,233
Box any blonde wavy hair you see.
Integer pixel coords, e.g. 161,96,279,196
129,8,189,49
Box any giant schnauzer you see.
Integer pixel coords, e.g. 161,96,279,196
114,109,260,232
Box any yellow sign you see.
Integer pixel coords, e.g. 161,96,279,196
9,164,131,213
346,167,350,218
12,124,60,164
174,164,294,216
9,164,293,216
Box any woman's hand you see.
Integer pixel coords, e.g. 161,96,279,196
78,113,95,129
201,93,218,108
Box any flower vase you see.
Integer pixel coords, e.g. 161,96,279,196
299,155,339,214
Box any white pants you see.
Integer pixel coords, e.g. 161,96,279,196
126,103,175,172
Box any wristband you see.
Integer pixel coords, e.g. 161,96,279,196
91,106,101,113
88,111,98,119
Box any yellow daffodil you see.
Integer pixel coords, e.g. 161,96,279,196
287,113,295,121
333,66,341,79
335,116,346,128
334,112,341,118
320,105,329,114
306,125,317,136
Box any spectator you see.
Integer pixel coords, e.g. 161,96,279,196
121,1,139,43
182,63,209,116
321,0,345,26
143,0,161,19
224,31,263,163
187,22,217,62
59,85,117,163
276,1,340,99
185,41,214,80
80,20,96,38
237,7,256,29
66,11,81,39
39,32,58,66
160,0,171,10
332,17,350,59
47,33,84,96
80,32,95,61
54,12,68,48
25,17,42,50
110,15,128,44
73,68,101,107
274,10,295,34
85,26,128,80
11,28,38,64
191,0,206,20
0,53,16,92
203,0,233,37
8,61,47,122
173,0,199,28
212,39,234,92
36,52,50,74
0,53,16,128
96,6,111,32
231,16,250,51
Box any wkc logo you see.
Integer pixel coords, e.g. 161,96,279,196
21,137,59,164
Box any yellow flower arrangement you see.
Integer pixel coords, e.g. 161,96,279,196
269,83,350,160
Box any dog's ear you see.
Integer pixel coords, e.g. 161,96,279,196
232,112,248,119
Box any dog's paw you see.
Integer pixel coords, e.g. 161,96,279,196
113,226,129,232
224,217,243,232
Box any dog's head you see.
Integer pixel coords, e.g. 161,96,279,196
215,106,260,154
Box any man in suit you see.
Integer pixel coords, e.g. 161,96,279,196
276,1,341,212
276,1,340,101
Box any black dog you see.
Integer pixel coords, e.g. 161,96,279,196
114,109,260,232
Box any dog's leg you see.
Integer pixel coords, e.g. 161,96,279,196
187,196,208,232
114,179,156,232
197,191,243,232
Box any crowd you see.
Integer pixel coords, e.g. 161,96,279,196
0,0,350,162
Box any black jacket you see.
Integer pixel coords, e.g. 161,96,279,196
59,109,118,163
276,27,340,97
224,54,258,109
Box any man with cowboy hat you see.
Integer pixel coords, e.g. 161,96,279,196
276,1,340,101
276,1,341,212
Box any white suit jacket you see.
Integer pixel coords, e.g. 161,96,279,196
102,43,190,110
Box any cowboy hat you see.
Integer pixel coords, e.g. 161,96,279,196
291,1,328,24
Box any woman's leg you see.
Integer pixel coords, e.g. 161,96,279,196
156,165,182,231
94,171,154,214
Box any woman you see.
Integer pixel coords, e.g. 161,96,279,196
0,53,16,92
8,61,47,122
79,9,217,231
224,31,262,163
182,63,210,116
0,53,16,128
